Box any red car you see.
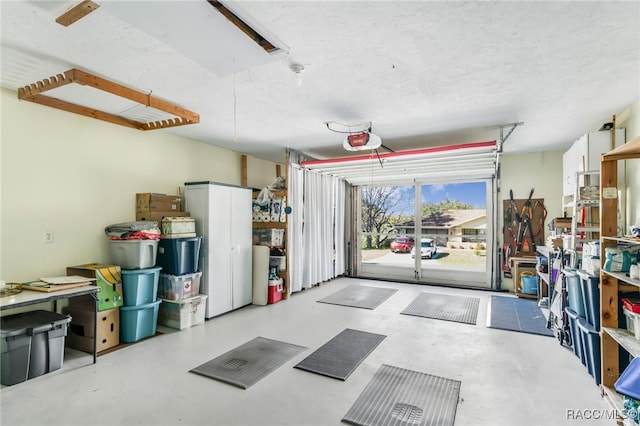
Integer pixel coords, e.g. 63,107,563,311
390,236,414,253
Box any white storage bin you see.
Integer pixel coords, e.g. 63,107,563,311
158,271,202,301
269,256,286,271
158,295,207,330
108,240,158,269
623,306,640,340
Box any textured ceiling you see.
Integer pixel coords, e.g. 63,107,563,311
1,1,639,163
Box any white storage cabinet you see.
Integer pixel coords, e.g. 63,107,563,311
562,129,625,197
183,182,253,319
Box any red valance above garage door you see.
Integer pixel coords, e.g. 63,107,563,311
300,140,498,185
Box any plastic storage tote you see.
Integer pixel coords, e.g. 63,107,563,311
108,239,158,270
564,307,585,366
158,295,207,330
521,275,538,295
0,310,71,385
577,316,601,386
156,237,201,276
119,300,161,343
120,266,162,306
623,306,640,340
158,271,202,301
578,270,600,330
564,269,586,317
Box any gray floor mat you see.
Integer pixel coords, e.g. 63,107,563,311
487,295,553,337
294,328,386,380
401,292,480,324
317,285,398,310
342,364,461,426
189,336,307,389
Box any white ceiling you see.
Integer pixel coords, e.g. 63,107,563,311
1,1,639,164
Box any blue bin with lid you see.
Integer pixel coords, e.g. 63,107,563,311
120,266,162,306
120,300,161,343
577,316,601,386
564,269,586,317
578,270,600,330
565,307,585,366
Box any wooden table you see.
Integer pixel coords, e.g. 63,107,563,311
1,285,100,364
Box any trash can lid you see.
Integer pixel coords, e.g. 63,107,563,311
0,310,70,337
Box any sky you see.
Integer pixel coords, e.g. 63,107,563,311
395,182,486,215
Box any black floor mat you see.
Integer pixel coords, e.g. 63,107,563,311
401,292,480,325
487,295,553,337
317,285,398,310
294,328,386,380
342,364,461,426
189,337,307,389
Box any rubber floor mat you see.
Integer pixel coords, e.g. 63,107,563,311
401,292,480,325
487,295,553,337
294,328,386,380
342,364,461,426
317,285,398,310
190,336,307,389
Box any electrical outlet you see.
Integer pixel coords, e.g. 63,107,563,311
44,231,54,243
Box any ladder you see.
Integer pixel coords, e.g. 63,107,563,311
567,170,600,253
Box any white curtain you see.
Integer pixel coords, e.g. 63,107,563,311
334,178,346,276
287,153,347,292
288,165,304,293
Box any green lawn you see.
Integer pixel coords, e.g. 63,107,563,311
360,247,485,267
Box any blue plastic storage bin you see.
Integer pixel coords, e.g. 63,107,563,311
615,357,640,400
120,300,161,343
565,269,586,317
121,267,162,306
522,276,538,295
577,316,601,386
564,307,585,366
156,237,201,276
578,270,600,330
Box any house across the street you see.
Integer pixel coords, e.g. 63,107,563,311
394,209,487,247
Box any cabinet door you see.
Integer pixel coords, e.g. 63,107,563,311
231,187,253,309
586,131,612,172
208,185,234,317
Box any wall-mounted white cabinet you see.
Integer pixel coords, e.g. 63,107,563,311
184,181,253,319
562,128,626,197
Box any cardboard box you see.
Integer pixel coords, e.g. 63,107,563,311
552,217,572,229
66,264,123,311
63,303,119,353
136,211,190,223
136,193,182,214
161,217,196,236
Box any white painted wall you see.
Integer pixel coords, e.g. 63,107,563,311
0,88,281,282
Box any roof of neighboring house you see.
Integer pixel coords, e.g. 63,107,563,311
396,209,486,229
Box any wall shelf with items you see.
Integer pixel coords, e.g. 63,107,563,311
599,135,640,419
251,187,289,300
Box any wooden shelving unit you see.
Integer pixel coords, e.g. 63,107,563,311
599,135,640,418
241,154,290,300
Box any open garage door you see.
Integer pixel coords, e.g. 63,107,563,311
302,141,499,289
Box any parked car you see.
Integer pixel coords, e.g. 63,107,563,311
411,238,437,259
390,236,414,253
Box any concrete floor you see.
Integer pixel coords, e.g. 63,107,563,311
0,277,613,426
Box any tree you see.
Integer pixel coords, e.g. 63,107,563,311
421,198,474,217
361,186,406,249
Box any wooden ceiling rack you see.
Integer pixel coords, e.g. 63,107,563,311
17,68,199,130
